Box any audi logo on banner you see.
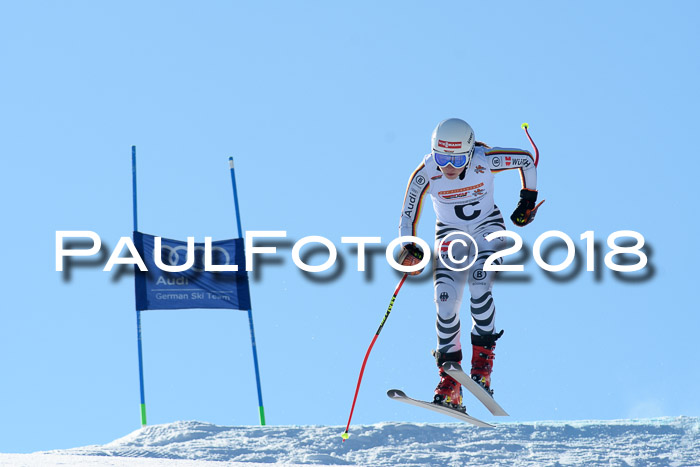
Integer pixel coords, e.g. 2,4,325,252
158,244,232,273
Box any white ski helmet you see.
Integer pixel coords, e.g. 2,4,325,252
431,118,475,156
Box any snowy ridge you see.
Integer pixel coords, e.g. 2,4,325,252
8,417,700,466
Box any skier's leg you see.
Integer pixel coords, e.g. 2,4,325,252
432,226,471,407
467,214,509,335
433,232,470,360
467,226,506,336
467,219,507,392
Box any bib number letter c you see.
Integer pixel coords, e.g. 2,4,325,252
454,202,481,221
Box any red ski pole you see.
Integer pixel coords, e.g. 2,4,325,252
341,273,409,441
521,122,540,167
521,122,545,214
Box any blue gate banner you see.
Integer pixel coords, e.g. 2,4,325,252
133,231,251,311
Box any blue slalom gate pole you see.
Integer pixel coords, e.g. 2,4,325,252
132,146,148,427
228,157,266,425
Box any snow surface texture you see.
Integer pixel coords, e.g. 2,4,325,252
2,417,699,466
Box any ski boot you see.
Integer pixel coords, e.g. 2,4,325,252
470,330,503,396
432,349,465,412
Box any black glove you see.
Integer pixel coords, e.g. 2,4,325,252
510,189,543,227
398,243,425,276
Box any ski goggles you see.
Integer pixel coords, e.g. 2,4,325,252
433,149,473,169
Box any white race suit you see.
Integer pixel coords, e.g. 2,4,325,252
398,145,537,354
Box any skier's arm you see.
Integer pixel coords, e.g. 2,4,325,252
486,148,542,226
398,163,429,275
486,148,537,190
398,162,430,240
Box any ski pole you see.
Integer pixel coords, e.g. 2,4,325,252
521,122,545,214
341,273,409,441
521,122,540,167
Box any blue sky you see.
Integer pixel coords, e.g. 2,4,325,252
1,0,699,453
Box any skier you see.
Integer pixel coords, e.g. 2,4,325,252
397,118,541,410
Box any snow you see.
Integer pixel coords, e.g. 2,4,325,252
1,417,698,466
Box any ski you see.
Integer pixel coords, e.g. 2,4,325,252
442,362,509,416
387,389,495,428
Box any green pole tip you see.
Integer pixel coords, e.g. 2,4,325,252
521,122,529,129
259,406,266,426
341,432,350,440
